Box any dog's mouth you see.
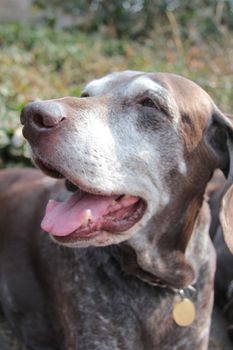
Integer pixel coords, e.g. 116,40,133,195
35,158,146,244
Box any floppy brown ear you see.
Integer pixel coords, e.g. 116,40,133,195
214,113,233,253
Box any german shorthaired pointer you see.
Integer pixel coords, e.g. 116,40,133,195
0,71,233,350
208,166,233,341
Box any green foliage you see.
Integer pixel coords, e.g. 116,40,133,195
32,0,233,39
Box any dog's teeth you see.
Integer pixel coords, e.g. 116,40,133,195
123,195,131,199
112,200,117,205
82,209,91,226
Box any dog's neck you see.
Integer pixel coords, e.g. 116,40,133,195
114,197,212,290
110,244,184,292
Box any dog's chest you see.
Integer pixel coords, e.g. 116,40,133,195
41,244,211,350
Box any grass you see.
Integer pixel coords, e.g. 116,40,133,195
0,23,233,166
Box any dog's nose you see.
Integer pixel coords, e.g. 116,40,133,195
20,101,66,130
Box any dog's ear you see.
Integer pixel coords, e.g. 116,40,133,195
211,113,233,252
220,182,233,252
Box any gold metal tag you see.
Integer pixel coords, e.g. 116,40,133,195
172,297,196,327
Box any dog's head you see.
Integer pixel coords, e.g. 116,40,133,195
21,71,233,287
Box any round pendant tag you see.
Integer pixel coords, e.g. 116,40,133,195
172,298,196,327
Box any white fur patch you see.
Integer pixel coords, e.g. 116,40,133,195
125,76,164,98
178,160,187,174
85,74,114,96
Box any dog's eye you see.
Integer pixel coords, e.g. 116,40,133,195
81,92,90,98
139,98,155,108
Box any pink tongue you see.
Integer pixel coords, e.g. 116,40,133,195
41,191,117,236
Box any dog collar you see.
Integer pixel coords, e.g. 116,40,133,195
138,275,197,327
110,246,197,327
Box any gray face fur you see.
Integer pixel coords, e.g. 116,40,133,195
28,71,194,248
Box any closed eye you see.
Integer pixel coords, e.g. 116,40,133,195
136,95,171,117
138,97,156,108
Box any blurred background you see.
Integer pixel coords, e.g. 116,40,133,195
1,0,233,170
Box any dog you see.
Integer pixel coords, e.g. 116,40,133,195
0,71,233,350
208,166,233,342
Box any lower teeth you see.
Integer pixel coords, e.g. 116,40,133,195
82,209,92,226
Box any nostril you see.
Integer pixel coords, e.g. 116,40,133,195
33,113,48,128
32,113,66,129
